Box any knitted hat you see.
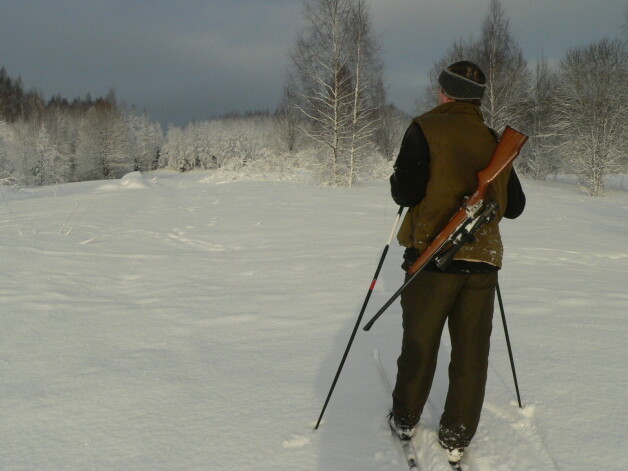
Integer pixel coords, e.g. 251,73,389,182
438,66,486,101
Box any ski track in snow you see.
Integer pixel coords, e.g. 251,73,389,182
0,170,626,470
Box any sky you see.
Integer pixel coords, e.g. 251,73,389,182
0,0,625,126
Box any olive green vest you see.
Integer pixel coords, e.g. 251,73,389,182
397,101,511,267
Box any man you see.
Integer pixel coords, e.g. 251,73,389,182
388,61,525,466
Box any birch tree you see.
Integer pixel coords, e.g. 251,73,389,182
424,0,529,133
473,0,530,132
553,38,627,196
345,0,384,187
289,0,384,186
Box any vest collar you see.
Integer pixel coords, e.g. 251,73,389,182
423,101,484,120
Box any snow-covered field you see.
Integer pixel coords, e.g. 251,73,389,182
0,170,625,470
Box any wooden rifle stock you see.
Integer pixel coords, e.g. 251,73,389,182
362,126,528,332
407,126,528,275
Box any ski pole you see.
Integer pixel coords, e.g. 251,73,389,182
314,206,404,430
496,281,523,408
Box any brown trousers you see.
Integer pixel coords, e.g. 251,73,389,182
392,269,497,449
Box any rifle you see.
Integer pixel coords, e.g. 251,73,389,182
363,126,528,331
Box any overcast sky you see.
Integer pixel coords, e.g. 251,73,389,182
0,0,625,126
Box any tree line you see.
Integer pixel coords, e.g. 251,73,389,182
0,78,163,186
0,0,626,196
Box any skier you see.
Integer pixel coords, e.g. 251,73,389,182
388,61,526,467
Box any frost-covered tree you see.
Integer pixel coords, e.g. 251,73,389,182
32,125,67,186
1,117,70,186
4,119,36,184
160,125,187,171
553,38,627,196
345,0,384,186
0,120,13,182
0,70,169,186
288,0,384,186
75,100,134,180
215,135,260,171
161,123,215,172
43,107,76,181
290,0,354,185
523,57,561,179
128,111,163,171
473,0,530,132
160,114,276,174
373,103,409,161
190,122,213,169
274,82,302,153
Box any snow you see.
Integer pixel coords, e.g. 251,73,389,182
0,170,626,470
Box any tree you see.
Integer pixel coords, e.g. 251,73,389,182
0,120,13,182
43,106,76,181
553,38,627,196
288,0,384,186
523,57,561,179
274,82,302,153
474,0,530,132
345,0,384,186
0,68,24,122
160,125,187,171
423,0,530,133
75,99,134,181
0,69,169,186
32,125,67,186
4,119,36,184
373,103,409,161
128,111,163,171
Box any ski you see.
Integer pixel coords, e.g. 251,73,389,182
373,350,422,471
393,431,420,471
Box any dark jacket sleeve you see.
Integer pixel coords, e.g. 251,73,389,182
503,169,526,219
390,122,430,207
